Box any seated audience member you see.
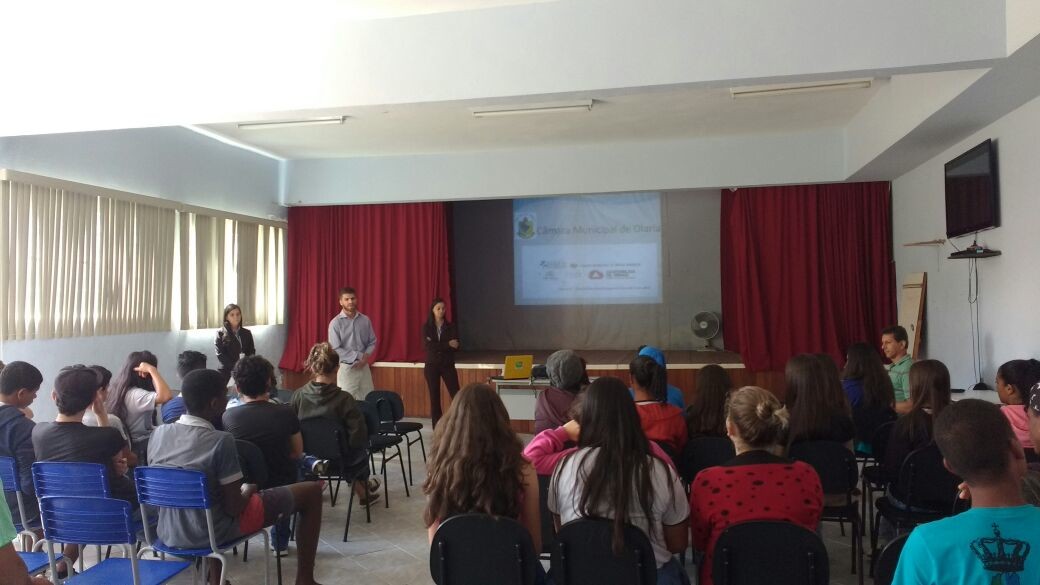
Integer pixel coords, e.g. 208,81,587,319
686,364,732,439
1018,382,1040,505
630,356,688,456
424,383,541,551
148,369,325,585
292,343,379,505
161,350,208,424
785,354,855,449
882,360,952,502
892,399,1040,584
81,365,135,466
0,487,50,585
0,362,42,532
33,365,138,569
881,325,914,414
105,351,174,463
995,359,1040,452
534,349,585,434
841,342,897,454
636,346,686,409
550,376,688,584
690,386,823,585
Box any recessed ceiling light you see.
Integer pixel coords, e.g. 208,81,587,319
471,99,594,118
730,79,873,98
237,116,347,130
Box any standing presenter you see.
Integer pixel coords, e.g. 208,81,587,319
216,303,255,385
422,297,460,428
329,287,377,399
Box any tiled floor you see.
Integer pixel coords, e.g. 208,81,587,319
70,420,874,584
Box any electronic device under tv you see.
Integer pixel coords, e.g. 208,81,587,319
945,139,999,239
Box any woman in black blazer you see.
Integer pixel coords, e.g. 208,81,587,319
215,303,255,385
423,297,460,427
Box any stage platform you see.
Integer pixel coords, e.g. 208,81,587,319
281,348,785,433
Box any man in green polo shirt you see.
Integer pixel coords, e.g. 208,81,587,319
882,325,914,413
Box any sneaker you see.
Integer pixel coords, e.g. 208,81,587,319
310,459,329,476
270,545,289,557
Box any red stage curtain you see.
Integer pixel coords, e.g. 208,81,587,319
278,202,453,371
721,182,895,372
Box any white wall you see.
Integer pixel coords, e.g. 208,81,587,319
892,93,1040,389
0,126,286,420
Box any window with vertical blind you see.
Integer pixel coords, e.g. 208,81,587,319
0,171,285,341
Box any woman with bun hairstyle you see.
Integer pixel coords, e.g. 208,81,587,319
215,303,255,385
689,386,823,585
996,359,1040,451
422,297,460,428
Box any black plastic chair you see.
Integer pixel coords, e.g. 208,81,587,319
860,420,896,538
870,444,962,562
234,440,283,585
299,417,373,540
358,401,410,507
713,521,829,585
872,532,909,585
550,518,657,585
678,436,736,486
789,440,863,585
429,513,537,585
367,390,426,486
537,475,555,558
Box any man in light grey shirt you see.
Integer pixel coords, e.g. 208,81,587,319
328,286,377,399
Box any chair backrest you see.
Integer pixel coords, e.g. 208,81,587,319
299,417,348,462
898,444,961,511
873,532,909,585
430,513,538,585
0,456,19,493
713,521,829,585
870,420,897,462
550,517,657,585
537,475,555,554
788,441,857,497
32,461,109,498
357,401,381,439
235,439,270,488
679,436,736,484
134,466,211,510
39,496,137,546
367,390,404,434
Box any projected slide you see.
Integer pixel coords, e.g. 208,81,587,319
514,193,662,305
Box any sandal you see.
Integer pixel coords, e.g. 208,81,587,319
358,492,381,507
366,478,381,494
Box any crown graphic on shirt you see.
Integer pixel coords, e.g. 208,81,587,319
970,524,1030,574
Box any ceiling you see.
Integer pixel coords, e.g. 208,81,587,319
200,81,884,159
339,0,560,19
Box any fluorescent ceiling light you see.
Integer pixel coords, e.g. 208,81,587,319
730,78,873,98
237,116,347,130
183,125,285,161
471,99,593,118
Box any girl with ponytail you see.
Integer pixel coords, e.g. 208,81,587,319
997,358,1040,451
689,386,823,585
630,355,687,456
291,342,381,505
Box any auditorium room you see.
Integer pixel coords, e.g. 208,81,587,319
2,2,1040,584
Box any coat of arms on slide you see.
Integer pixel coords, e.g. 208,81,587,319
516,213,536,239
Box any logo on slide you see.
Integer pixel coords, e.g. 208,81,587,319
588,270,604,279
516,213,537,240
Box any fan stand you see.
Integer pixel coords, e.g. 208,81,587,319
694,338,720,352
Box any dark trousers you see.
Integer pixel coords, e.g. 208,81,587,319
424,361,460,427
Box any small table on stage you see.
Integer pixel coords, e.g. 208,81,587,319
490,377,551,425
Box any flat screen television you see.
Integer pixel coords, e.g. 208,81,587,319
945,139,999,238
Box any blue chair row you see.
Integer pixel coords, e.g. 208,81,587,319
0,457,61,577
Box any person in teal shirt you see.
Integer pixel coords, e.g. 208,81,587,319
881,325,913,413
0,477,51,584
893,399,1040,585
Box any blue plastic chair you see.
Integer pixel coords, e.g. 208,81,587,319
0,457,59,575
135,466,271,585
32,461,110,498
39,496,190,585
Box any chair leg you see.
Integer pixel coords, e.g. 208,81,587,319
381,450,390,508
396,444,411,497
344,481,356,542
275,528,283,585
418,432,427,463
404,434,414,486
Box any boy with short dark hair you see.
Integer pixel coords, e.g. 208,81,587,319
0,361,42,530
161,350,208,423
148,369,325,585
892,398,1040,584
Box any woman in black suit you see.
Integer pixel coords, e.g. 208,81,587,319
423,297,460,427
215,303,255,385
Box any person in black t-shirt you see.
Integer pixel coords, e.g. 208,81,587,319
32,365,137,570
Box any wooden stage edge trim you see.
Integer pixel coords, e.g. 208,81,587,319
370,361,745,370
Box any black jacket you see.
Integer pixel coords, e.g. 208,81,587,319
216,326,256,380
422,321,459,365
0,404,37,507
